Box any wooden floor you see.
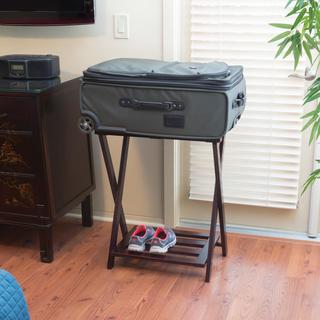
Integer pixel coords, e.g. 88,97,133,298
1,218,320,320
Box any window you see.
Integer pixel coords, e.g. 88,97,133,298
189,0,306,209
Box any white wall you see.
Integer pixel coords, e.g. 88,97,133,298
0,0,165,224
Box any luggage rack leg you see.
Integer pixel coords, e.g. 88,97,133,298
99,135,130,269
99,135,128,238
218,139,228,257
205,138,227,282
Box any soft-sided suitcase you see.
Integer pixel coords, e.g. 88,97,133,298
80,58,246,141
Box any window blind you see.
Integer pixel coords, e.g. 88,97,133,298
189,0,305,209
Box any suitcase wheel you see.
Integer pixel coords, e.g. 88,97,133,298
79,116,95,134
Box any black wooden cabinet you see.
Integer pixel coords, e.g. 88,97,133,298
0,75,95,262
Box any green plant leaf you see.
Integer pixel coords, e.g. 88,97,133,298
316,10,320,36
292,34,302,69
302,176,315,194
309,77,320,88
304,91,320,104
309,119,320,144
270,23,293,29
305,33,319,50
302,181,311,195
275,38,291,58
269,31,291,43
309,7,315,33
301,109,317,119
287,4,306,17
317,123,320,140
302,167,320,194
283,44,294,58
305,86,320,98
304,82,320,104
311,168,320,176
302,115,317,131
285,0,295,8
311,0,318,10
303,41,313,63
298,0,305,9
292,8,307,29
305,85,320,99
301,103,320,119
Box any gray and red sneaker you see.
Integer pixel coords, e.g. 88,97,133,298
149,227,177,254
128,225,155,252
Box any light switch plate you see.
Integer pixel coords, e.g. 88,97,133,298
113,14,129,39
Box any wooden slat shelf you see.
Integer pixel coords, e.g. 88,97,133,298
168,247,200,257
174,229,210,240
114,226,221,268
176,237,206,248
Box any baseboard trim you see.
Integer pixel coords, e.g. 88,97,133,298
67,212,164,227
67,213,320,242
179,218,320,242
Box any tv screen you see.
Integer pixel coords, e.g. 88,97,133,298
0,0,95,25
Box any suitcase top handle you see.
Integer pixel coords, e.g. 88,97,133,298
86,58,231,80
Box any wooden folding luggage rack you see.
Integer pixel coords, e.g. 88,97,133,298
98,134,227,282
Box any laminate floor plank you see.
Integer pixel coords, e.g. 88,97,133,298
1,218,320,320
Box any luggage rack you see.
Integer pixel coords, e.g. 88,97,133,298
98,134,227,282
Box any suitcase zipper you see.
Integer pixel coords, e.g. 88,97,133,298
82,74,243,91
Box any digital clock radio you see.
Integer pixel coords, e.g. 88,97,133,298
0,54,60,80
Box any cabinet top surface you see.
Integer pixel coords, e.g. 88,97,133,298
0,73,80,94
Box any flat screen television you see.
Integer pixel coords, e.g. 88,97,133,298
0,0,95,26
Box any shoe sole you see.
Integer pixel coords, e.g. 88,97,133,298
149,238,177,254
128,244,146,252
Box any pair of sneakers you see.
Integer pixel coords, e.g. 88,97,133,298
128,225,176,254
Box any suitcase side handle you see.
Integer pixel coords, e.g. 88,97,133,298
119,98,184,112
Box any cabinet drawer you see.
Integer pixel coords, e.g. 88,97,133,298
0,133,38,174
0,96,36,132
0,174,42,215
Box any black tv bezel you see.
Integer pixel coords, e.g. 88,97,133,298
0,0,95,26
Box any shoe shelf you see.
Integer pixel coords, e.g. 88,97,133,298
115,226,222,267
98,134,227,282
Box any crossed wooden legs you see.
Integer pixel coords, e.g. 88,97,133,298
99,135,129,269
205,139,227,282
99,135,227,282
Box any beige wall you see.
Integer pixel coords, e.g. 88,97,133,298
0,0,316,234
0,0,165,224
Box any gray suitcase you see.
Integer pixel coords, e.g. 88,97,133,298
80,58,246,141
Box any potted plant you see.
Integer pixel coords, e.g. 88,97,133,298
270,0,320,192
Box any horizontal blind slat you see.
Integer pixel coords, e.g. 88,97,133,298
189,0,303,209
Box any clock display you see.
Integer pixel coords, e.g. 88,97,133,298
11,64,25,72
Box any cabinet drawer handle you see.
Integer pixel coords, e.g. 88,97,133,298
0,113,8,119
